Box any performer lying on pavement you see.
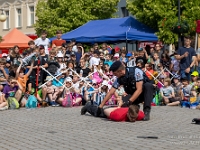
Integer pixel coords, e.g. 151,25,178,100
81,101,144,122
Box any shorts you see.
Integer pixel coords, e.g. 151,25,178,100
181,101,199,109
169,97,180,103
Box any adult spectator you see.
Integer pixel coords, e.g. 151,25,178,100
38,45,49,84
35,30,50,54
98,61,154,121
175,36,196,80
154,43,162,58
52,30,66,48
10,45,21,65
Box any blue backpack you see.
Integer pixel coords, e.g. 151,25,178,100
25,95,38,108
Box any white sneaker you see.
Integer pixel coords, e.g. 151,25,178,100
0,106,8,111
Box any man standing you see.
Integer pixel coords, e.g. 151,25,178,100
38,45,49,84
175,36,196,80
35,30,50,55
98,61,154,121
52,30,66,48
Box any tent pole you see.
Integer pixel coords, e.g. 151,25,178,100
136,41,138,51
126,39,128,54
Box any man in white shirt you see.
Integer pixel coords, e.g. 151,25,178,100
35,30,50,54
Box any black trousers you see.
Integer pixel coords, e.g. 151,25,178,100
122,82,154,111
85,102,107,118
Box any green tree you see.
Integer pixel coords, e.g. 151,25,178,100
127,0,200,44
34,0,119,37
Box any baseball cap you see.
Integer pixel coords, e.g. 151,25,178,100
114,46,120,53
2,53,8,57
70,52,76,56
173,74,180,79
65,54,70,58
45,76,53,81
191,71,199,77
102,80,108,86
109,61,122,72
138,47,143,51
39,45,45,49
65,77,72,82
114,53,119,58
126,53,132,57
57,52,63,57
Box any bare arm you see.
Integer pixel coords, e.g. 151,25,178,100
42,63,48,68
190,56,196,68
78,46,84,56
129,81,143,102
12,79,23,91
175,52,186,60
171,91,175,98
0,68,8,80
197,54,200,62
99,87,116,108
15,61,23,79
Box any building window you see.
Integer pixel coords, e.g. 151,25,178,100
4,11,9,29
29,6,34,26
17,8,21,27
121,7,129,17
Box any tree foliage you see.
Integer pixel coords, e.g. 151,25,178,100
34,0,119,37
127,0,200,44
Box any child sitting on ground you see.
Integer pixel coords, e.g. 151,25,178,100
58,77,82,106
15,59,34,94
160,78,179,106
0,92,8,110
41,76,60,107
3,76,23,102
180,78,193,108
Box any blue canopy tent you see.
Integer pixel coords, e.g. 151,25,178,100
50,16,158,43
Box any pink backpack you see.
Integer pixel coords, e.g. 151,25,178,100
62,93,73,107
93,72,103,84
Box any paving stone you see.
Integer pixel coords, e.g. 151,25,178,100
0,106,199,149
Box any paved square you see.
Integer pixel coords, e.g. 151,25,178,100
0,106,200,150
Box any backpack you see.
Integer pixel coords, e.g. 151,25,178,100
7,97,19,109
62,93,73,107
25,95,38,108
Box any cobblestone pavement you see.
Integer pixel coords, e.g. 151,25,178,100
0,106,200,150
